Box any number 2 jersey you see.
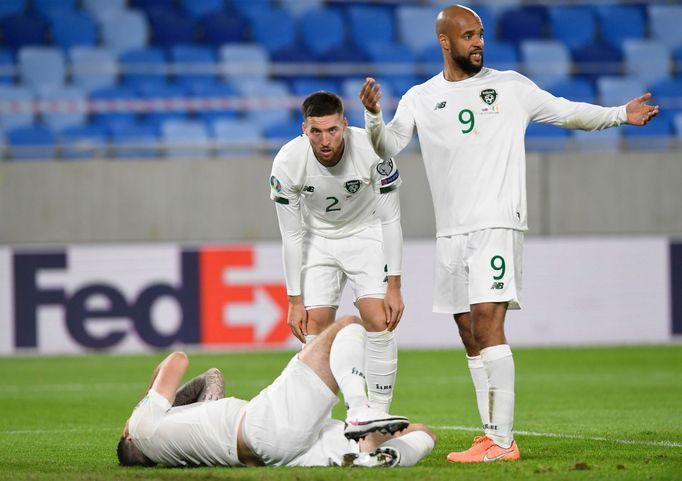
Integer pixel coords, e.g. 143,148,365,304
365,67,628,237
269,126,401,239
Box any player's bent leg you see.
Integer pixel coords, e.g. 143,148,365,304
344,423,436,467
304,307,336,344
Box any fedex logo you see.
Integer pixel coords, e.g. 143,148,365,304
12,246,291,351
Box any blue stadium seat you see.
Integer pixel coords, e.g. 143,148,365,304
211,118,263,157
300,8,346,58
136,83,188,131
574,128,621,153
59,124,108,160
82,0,126,22
572,42,622,82
316,46,369,84
188,83,241,123
596,5,645,50
235,80,293,130
109,122,159,158
520,40,570,88
32,0,76,24
100,10,149,54
38,86,87,132
250,9,296,56
161,119,209,159
90,86,139,130
341,78,394,128
19,47,66,91
0,86,35,130
597,77,645,107
482,41,519,72
622,113,673,152
231,0,273,21
650,78,682,115
525,123,570,153
170,46,217,90
147,8,195,48
290,79,341,99
7,125,55,160
623,40,671,87
51,12,97,51
648,5,682,51
198,10,249,47
548,6,596,53
547,78,595,104
0,0,25,20
0,14,46,50
220,44,269,83
279,0,323,18
120,48,167,91
180,0,224,20
347,5,395,52
364,43,417,97
673,113,682,140
396,6,440,55
70,47,118,93
131,0,174,15
0,49,15,85
473,5,496,44
265,120,302,153
498,7,547,45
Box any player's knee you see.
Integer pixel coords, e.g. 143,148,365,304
337,315,362,328
409,423,437,444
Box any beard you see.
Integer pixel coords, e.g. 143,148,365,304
451,50,483,75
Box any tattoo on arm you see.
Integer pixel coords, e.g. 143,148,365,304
173,368,225,406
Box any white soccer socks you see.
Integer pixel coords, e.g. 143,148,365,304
365,329,397,412
378,431,435,466
330,323,369,412
480,344,515,448
466,354,491,429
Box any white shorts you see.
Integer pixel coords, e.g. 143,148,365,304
302,224,386,308
433,228,523,315
241,357,357,467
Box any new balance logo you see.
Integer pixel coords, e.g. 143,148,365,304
490,282,504,290
434,101,447,110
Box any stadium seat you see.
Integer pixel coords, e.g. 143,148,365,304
220,44,270,83
18,47,66,91
32,0,76,24
596,5,645,50
70,47,118,93
473,5,496,44
38,86,87,132
548,6,596,53
623,40,671,87
231,0,273,21
265,120,302,153
546,78,595,104
7,125,55,160
188,83,241,123
481,41,519,72
109,122,159,158
211,118,263,157
0,86,35,130
250,9,296,56
161,119,210,159
180,0,224,20
572,43,622,82
673,113,682,140
290,79,341,99
520,40,571,88
574,128,621,153
198,10,249,46
365,42,417,96
341,78,394,128
347,5,395,52
120,48,167,91
597,77,645,107
525,123,570,153
622,113,673,152
82,0,126,21
498,7,547,45
0,0,25,20
300,8,346,58
235,80,293,130
279,0,323,18
170,46,217,90
100,10,149,54
0,49,15,85
396,6,440,55
136,83,188,131
131,0,174,14
147,8,196,48
648,5,682,51
59,124,108,160
90,86,139,130
51,12,98,51
0,14,46,50
650,78,682,115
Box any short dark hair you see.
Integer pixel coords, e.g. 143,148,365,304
117,436,155,467
302,91,344,120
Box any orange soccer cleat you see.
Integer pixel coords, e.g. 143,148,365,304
446,436,520,463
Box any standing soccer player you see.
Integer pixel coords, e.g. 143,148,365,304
359,5,659,463
269,91,404,415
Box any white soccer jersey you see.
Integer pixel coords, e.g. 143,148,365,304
130,390,247,467
365,68,627,237
270,127,401,239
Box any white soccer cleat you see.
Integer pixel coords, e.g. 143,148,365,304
344,406,409,440
342,447,401,468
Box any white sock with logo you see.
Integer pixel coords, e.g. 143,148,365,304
481,344,515,448
467,354,491,430
378,431,435,466
330,323,369,412
365,329,397,413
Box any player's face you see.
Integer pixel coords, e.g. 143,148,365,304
303,113,348,166
447,14,484,75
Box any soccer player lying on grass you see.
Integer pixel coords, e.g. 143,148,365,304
117,316,436,468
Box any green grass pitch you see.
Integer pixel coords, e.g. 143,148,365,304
1,345,680,481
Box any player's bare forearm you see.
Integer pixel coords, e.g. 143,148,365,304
384,276,404,331
288,295,308,342
173,368,225,406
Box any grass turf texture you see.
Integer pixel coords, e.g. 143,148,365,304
1,345,680,481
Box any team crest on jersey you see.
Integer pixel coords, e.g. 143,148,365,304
376,158,394,176
270,175,282,193
480,88,497,105
345,180,361,194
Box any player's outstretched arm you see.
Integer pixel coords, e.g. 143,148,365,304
360,77,382,115
148,351,190,406
625,93,659,126
173,367,225,406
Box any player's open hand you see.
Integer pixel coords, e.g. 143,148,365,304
625,93,659,126
287,296,308,343
383,284,404,331
359,77,382,115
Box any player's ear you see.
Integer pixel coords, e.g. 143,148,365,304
438,33,449,51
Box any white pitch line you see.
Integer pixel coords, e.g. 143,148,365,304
435,425,682,448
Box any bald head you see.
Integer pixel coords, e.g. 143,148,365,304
435,5,484,80
436,5,480,36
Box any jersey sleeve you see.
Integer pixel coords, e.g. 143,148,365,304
269,150,301,207
365,90,416,160
371,156,402,194
375,190,402,276
517,74,627,131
